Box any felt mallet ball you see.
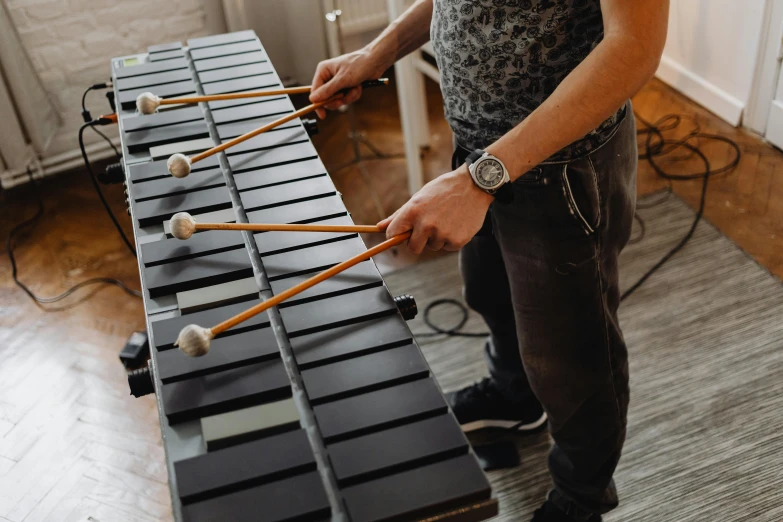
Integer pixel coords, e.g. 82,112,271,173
136,92,162,115
167,153,191,178
170,212,197,240
175,324,214,357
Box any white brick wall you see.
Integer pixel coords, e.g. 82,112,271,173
7,0,210,157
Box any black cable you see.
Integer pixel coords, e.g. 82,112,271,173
82,83,121,158
413,299,489,338
6,169,142,305
81,86,96,120
91,126,121,158
620,112,741,301
79,120,137,257
81,82,111,118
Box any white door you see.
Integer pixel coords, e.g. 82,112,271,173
764,68,783,148
748,0,783,146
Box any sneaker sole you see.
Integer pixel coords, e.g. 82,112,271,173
460,412,548,433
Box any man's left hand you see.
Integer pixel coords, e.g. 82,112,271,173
378,165,494,254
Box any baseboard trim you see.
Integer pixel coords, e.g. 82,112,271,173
655,55,745,126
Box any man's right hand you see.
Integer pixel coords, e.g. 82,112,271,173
309,49,388,119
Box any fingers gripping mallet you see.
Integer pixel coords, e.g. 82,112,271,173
174,232,411,357
169,212,382,240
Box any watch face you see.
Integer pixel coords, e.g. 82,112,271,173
475,158,505,188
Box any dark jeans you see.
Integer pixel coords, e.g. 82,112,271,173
456,102,636,518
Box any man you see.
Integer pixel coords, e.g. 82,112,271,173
310,1,668,520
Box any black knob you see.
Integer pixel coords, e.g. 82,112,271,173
128,363,155,398
106,90,117,112
394,294,418,321
302,118,318,137
100,162,124,184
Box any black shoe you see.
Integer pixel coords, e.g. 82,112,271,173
531,501,601,522
446,377,547,433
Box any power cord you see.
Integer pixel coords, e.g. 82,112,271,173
6,169,142,305
414,110,741,339
79,118,137,257
621,112,740,300
81,82,111,121
82,82,121,158
413,299,489,339
92,125,121,158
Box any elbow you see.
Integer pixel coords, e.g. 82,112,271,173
643,42,666,83
610,33,666,89
635,26,668,84
640,52,662,86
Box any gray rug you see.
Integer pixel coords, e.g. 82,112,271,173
384,193,783,522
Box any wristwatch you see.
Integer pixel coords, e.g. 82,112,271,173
465,150,513,203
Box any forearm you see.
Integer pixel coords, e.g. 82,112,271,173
365,0,433,71
487,34,663,181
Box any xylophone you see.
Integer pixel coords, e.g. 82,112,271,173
112,30,497,522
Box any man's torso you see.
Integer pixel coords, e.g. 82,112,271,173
431,0,624,162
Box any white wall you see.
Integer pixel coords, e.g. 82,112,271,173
6,0,211,158
220,0,328,86
655,0,766,126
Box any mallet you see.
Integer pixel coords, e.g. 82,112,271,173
136,78,388,114
175,232,411,357
167,95,341,178
169,212,381,240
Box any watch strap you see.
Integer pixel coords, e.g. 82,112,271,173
494,183,514,204
465,149,484,166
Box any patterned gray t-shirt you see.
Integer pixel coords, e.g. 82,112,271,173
431,0,625,162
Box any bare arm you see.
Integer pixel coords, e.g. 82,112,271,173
368,0,434,67
488,0,669,180
309,0,433,117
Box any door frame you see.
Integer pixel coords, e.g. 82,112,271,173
746,0,783,134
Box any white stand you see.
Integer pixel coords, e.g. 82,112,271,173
386,0,440,195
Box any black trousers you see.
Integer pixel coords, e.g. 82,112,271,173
455,102,637,517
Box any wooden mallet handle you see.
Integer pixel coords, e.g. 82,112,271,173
210,232,410,336
160,86,312,105
195,222,383,234
190,96,341,165
157,78,388,106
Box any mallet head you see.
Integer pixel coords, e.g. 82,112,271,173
170,212,197,240
175,324,213,357
136,92,161,115
167,153,191,178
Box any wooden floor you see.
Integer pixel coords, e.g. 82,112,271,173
0,77,780,521
631,79,783,279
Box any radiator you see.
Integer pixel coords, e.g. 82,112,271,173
0,0,61,189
